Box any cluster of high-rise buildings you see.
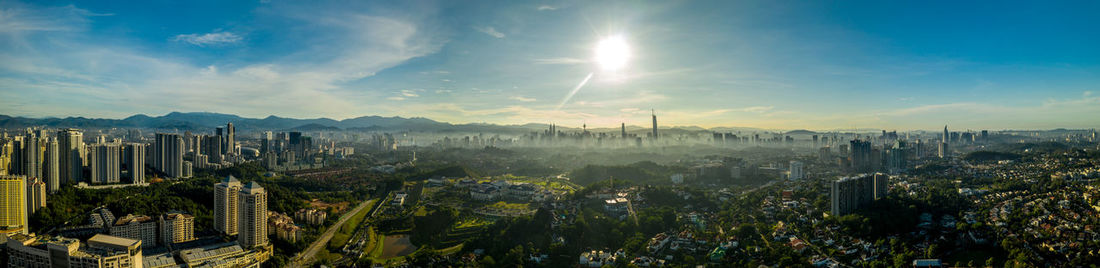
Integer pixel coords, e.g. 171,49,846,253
257,131,323,169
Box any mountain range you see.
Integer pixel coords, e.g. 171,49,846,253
0,112,753,135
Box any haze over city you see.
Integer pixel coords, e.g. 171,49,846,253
2,0,1098,130
4,2,1100,268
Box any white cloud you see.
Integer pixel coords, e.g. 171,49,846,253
473,26,505,38
387,96,406,101
174,31,243,46
510,96,536,102
400,89,419,97
536,5,557,11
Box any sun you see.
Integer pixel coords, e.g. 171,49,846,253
594,35,631,71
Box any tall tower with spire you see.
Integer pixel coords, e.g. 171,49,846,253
942,125,949,143
651,109,658,140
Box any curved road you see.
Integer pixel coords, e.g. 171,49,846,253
292,199,375,267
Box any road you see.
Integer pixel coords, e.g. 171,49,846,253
291,198,375,268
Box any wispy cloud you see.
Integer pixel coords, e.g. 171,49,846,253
534,57,588,65
537,5,557,11
473,26,505,38
510,96,536,102
0,4,108,34
400,89,420,97
739,106,774,113
174,31,243,46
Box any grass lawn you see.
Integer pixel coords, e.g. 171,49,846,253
454,218,492,229
487,201,529,211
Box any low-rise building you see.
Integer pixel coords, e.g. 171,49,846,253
470,184,500,201
295,208,327,225
110,214,159,248
6,233,143,268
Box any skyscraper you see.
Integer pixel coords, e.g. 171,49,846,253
89,143,121,184
214,175,242,235
203,135,223,164
238,181,268,249
44,138,59,193
942,125,949,144
154,133,184,178
0,175,28,235
651,110,658,141
57,129,84,184
226,122,235,155
125,143,146,184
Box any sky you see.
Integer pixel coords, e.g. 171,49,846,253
1,0,1098,130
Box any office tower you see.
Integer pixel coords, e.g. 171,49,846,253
88,143,121,184
830,174,876,217
154,133,184,178
873,173,889,200
203,135,223,164
0,175,28,235
110,214,158,248
123,143,146,184
289,132,303,160
789,161,803,180
41,138,59,193
942,125,949,144
28,177,46,215
261,131,273,155
238,181,268,249
226,122,235,155
981,130,989,141
812,135,819,148
160,212,195,245
215,175,242,235
57,129,84,184
651,110,658,140
938,142,949,158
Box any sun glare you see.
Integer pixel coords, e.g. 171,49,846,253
594,35,631,71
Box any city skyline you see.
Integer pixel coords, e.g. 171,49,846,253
2,0,1099,130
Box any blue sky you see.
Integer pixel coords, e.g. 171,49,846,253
1,0,1098,130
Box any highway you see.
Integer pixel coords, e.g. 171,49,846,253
291,198,375,267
